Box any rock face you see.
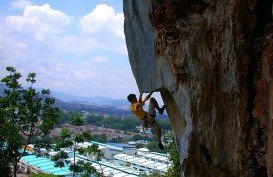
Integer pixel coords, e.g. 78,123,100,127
123,0,273,176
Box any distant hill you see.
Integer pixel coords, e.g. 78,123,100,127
0,83,128,107
0,84,168,118
51,91,129,108
55,99,134,117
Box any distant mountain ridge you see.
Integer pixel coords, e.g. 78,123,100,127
51,91,128,107
0,83,128,107
0,83,168,118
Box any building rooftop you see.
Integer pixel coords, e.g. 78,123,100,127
20,155,72,176
138,152,171,164
21,154,139,177
114,154,171,173
20,141,171,176
137,148,150,152
76,154,139,176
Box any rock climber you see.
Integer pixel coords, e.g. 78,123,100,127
127,92,166,150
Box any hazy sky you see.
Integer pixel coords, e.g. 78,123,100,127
0,0,140,99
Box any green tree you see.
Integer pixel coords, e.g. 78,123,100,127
57,111,84,126
84,144,103,176
0,141,11,177
146,141,166,153
86,144,103,161
57,112,72,126
52,150,69,168
30,135,53,146
60,128,72,139
166,134,181,177
85,115,141,131
69,160,98,177
158,120,172,131
53,116,93,177
92,134,107,143
85,115,99,125
0,66,60,177
71,112,84,126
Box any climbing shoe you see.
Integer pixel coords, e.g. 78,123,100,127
158,141,164,150
158,105,166,115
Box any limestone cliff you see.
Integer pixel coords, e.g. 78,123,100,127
123,0,273,176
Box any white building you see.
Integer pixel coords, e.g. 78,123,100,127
136,148,150,155
19,140,172,177
137,151,171,165
77,141,136,160
114,153,170,175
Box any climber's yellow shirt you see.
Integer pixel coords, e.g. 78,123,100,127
130,102,146,120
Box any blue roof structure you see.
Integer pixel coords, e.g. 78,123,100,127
21,153,139,177
20,155,72,176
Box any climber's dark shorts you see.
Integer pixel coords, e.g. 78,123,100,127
149,120,161,133
143,113,161,133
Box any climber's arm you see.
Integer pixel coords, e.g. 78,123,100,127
142,92,153,104
138,92,143,103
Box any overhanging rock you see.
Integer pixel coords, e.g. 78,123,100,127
124,0,273,176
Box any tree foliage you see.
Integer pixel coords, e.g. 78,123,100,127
30,135,53,147
0,66,60,177
57,111,83,126
91,134,107,143
85,115,172,132
52,150,69,168
69,161,97,176
86,115,141,131
166,134,181,177
72,114,84,126
146,141,166,153
60,128,72,139
53,114,94,177
86,144,103,161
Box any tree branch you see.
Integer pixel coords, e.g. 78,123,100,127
16,133,33,161
17,124,35,161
